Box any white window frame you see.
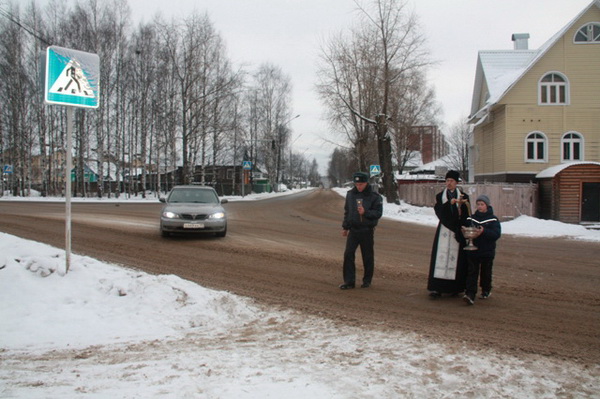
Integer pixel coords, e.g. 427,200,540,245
538,72,569,105
524,131,548,163
574,22,600,43
561,131,584,162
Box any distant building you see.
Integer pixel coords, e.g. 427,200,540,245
402,125,449,165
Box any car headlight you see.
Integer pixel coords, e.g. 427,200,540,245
209,212,225,219
162,211,180,219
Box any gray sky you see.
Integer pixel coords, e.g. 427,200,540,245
127,0,591,173
34,0,595,173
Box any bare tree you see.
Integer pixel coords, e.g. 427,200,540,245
318,0,431,203
327,147,355,187
446,117,471,180
158,12,240,186
250,63,293,190
0,0,276,199
388,68,440,173
307,158,321,187
316,29,380,172
0,1,32,196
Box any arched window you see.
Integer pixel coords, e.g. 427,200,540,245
574,22,600,43
561,132,584,162
539,73,568,105
525,132,547,162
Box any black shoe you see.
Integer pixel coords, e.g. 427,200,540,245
339,283,355,290
429,291,441,298
463,294,475,305
480,291,491,299
360,282,371,288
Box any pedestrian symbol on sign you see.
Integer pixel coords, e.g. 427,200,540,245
49,60,94,97
370,165,381,177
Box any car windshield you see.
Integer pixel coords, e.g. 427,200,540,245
168,188,218,204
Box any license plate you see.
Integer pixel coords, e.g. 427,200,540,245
183,223,205,229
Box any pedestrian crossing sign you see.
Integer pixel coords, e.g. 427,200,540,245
44,46,100,108
370,165,381,177
242,161,252,170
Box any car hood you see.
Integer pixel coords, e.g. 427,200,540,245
162,203,225,214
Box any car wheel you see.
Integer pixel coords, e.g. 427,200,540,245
160,229,170,237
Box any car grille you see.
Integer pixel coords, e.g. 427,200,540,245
180,213,208,220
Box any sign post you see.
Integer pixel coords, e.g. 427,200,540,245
44,46,99,273
242,161,252,197
65,107,74,272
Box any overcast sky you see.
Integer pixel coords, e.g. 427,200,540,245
33,0,594,173
126,0,592,173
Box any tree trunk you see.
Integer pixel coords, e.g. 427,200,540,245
375,114,398,203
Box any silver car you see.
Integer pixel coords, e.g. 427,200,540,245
159,185,228,237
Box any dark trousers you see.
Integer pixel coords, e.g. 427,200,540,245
466,255,494,297
343,228,374,285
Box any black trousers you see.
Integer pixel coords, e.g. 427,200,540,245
343,228,375,285
466,255,494,297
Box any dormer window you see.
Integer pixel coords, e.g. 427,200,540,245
539,73,568,105
574,22,600,43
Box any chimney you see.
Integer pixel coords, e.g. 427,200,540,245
512,33,530,50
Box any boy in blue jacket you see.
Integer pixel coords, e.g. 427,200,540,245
461,195,501,305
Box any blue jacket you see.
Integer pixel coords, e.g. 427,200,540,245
342,184,383,230
466,206,501,258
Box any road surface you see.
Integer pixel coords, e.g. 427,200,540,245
1,189,598,365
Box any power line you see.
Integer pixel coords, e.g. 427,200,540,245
0,5,52,46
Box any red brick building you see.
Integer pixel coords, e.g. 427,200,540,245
403,126,448,165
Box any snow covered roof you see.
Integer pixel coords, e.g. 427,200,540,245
469,0,600,121
413,154,452,172
396,172,439,181
404,151,423,168
470,50,537,117
536,162,600,179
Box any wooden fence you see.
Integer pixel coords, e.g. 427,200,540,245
398,182,538,221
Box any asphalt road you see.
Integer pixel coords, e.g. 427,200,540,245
1,189,599,365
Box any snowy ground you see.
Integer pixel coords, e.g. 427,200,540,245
1,189,599,398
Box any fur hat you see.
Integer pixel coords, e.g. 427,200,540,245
476,194,491,207
353,172,369,183
445,170,460,182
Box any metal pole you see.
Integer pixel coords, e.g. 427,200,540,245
241,167,245,197
65,106,73,273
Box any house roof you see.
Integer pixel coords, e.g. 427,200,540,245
536,161,600,179
469,0,600,121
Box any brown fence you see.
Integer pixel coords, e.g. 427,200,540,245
398,182,538,221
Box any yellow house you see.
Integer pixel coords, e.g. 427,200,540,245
468,0,600,184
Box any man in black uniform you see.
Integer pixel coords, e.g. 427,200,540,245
340,172,383,289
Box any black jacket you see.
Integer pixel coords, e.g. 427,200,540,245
342,184,383,230
466,206,501,258
434,189,470,245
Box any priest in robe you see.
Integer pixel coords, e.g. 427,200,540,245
427,170,471,297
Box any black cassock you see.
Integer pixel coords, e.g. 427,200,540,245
427,188,470,294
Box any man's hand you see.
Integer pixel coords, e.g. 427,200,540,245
342,229,349,237
357,205,365,216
